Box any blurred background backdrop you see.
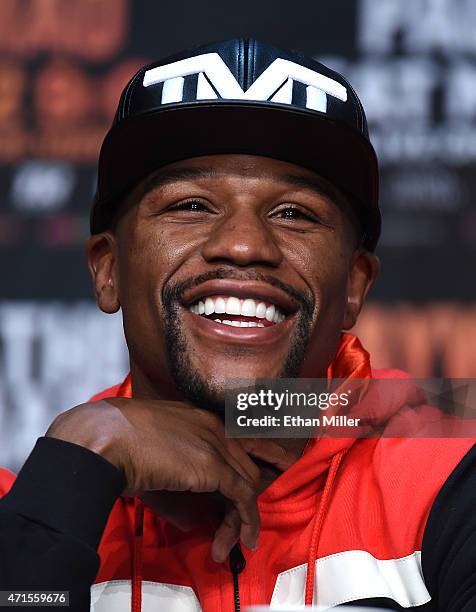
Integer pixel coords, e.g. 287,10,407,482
1,0,475,470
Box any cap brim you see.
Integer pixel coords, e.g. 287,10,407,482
92,102,380,249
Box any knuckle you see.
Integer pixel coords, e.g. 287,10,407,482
235,474,257,500
195,446,220,471
222,510,241,529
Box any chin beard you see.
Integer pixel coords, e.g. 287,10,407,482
162,271,314,419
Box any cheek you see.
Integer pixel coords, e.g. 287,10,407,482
317,252,351,326
116,224,201,380
299,252,350,375
284,236,351,358
119,224,197,303
281,234,351,307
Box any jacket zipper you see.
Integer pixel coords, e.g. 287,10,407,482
229,543,246,612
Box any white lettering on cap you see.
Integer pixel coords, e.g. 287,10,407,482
143,52,348,113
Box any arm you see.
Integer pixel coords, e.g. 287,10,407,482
0,437,125,611
422,443,476,611
0,396,264,597
0,396,289,610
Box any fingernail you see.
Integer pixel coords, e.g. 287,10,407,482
211,545,223,564
246,536,259,551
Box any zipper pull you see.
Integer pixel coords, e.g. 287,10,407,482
229,543,246,574
229,543,246,612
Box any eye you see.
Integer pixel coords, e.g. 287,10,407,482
270,205,323,224
273,207,312,220
168,199,211,212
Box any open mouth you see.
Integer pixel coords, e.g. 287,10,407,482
188,295,287,328
181,279,300,339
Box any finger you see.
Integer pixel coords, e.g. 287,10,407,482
202,425,260,488
224,438,261,488
216,465,260,554
211,506,241,563
239,438,298,471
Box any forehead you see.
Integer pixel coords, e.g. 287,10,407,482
137,154,346,201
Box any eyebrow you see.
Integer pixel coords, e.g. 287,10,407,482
140,167,338,202
140,167,220,196
279,173,343,202
281,173,360,227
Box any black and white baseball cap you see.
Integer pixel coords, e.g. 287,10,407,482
91,38,380,250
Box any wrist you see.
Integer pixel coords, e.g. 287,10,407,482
45,402,125,474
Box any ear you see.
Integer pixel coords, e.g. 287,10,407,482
342,250,380,330
85,232,120,314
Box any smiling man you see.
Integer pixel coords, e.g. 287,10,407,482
1,39,476,612
102,154,373,409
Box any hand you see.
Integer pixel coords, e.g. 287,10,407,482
139,437,300,540
46,398,263,562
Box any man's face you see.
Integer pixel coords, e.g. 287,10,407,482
87,155,378,411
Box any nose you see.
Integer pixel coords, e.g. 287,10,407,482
200,208,283,268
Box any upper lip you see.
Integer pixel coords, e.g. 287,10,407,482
181,279,300,315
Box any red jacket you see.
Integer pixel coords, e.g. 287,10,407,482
1,333,475,610
77,334,474,611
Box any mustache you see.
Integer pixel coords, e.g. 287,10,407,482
163,268,314,314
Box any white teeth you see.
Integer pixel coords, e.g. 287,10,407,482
215,297,226,313
208,317,279,328
241,299,257,317
190,295,286,324
265,304,276,322
225,297,241,315
205,297,214,315
256,302,267,318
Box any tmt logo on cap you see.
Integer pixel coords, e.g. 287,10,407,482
143,52,348,113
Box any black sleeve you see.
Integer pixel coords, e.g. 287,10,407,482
0,437,125,611
422,443,476,611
